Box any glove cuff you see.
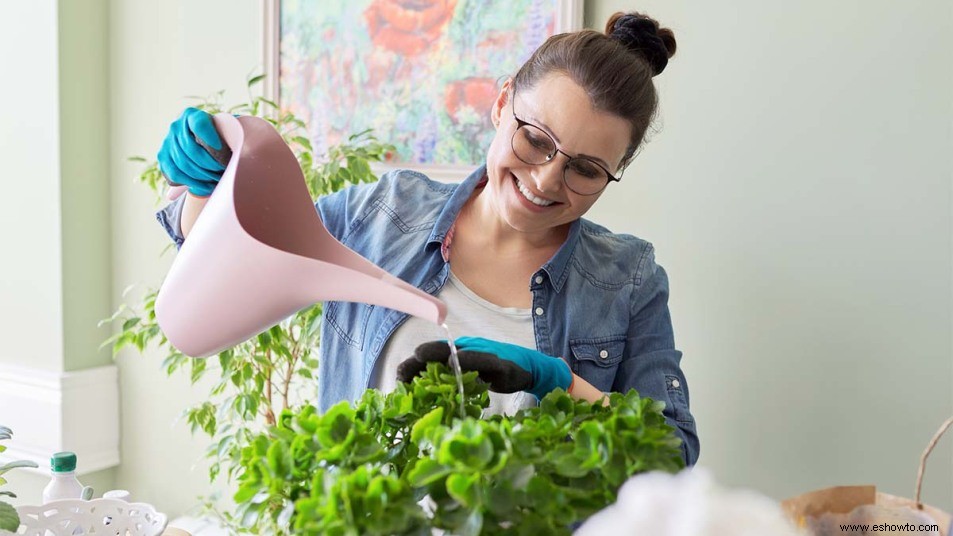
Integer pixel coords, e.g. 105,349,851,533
529,357,573,400
187,181,218,197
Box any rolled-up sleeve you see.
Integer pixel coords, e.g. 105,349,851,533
614,247,699,466
155,195,186,250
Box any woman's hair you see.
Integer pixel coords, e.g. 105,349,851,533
512,12,677,170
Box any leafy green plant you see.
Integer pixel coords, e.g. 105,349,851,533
0,426,39,532
101,75,394,512
234,366,684,535
103,74,684,535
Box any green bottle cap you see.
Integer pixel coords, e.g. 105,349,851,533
51,451,76,473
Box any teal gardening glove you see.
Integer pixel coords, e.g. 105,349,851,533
157,107,232,197
396,336,573,400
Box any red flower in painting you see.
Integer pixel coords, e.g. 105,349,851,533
444,77,498,124
364,0,457,56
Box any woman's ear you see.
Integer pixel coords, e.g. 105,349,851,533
491,78,513,130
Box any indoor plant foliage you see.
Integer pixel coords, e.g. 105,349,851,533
104,76,686,535
234,365,685,535
0,426,39,531
102,75,394,489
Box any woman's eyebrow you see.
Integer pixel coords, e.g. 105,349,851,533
524,112,611,169
524,112,563,144
578,152,611,169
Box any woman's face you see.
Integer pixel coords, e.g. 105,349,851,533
483,73,632,237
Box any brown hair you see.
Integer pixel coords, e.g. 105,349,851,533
511,12,677,170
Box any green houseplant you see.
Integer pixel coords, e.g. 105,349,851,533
233,365,684,535
102,75,394,519
105,75,687,534
0,426,39,532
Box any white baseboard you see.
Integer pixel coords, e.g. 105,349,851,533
0,364,119,476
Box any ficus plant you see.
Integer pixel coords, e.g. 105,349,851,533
101,74,394,523
233,365,685,535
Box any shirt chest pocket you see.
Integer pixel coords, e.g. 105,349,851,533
569,336,625,392
325,301,374,350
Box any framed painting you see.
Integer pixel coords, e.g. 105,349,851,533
263,0,584,182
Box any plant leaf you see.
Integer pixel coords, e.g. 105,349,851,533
0,501,19,531
0,460,38,474
247,74,266,87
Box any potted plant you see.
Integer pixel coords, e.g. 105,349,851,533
0,426,40,532
103,74,395,527
105,75,687,534
232,365,684,535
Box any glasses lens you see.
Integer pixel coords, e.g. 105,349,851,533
512,124,556,165
565,158,610,195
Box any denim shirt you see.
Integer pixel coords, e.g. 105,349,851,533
157,165,699,465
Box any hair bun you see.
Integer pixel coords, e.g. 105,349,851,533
606,12,676,76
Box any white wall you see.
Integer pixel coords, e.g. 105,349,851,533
588,0,953,506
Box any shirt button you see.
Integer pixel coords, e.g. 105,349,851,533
672,379,680,388
535,307,544,316
534,275,543,284
599,349,608,359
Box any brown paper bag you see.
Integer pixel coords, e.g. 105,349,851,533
781,417,953,535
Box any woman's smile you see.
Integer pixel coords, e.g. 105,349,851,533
478,73,631,237
509,173,561,212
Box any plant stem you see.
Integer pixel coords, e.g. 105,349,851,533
265,349,276,426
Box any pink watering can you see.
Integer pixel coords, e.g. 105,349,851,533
155,114,447,358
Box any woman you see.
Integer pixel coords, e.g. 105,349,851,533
157,12,699,466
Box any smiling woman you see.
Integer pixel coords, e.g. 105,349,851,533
155,10,698,465
476,73,632,236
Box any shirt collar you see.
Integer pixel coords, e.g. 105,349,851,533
540,218,581,293
426,165,487,250
426,164,582,293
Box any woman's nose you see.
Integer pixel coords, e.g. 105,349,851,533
532,158,564,194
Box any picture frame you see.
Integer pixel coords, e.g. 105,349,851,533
262,0,584,183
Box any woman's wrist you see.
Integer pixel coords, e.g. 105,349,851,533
181,192,211,238
568,373,610,406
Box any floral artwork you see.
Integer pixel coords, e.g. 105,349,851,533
279,0,563,168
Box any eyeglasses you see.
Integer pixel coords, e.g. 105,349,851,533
510,91,623,196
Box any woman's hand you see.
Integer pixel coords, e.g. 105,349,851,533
157,107,231,197
396,337,572,400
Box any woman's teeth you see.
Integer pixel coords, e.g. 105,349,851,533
516,179,555,207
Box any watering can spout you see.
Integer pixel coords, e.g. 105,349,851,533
155,114,447,358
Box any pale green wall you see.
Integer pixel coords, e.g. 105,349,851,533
0,0,110,371
59,0,112,372
0,0,110,373
0,0,115,505
108,0,261,518
0,0,64,372
587,0,953,506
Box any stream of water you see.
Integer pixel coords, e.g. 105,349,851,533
440,322,466,419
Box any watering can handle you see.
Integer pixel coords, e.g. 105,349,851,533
155,114,448,358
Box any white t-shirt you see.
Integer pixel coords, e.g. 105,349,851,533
369,272,538,416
